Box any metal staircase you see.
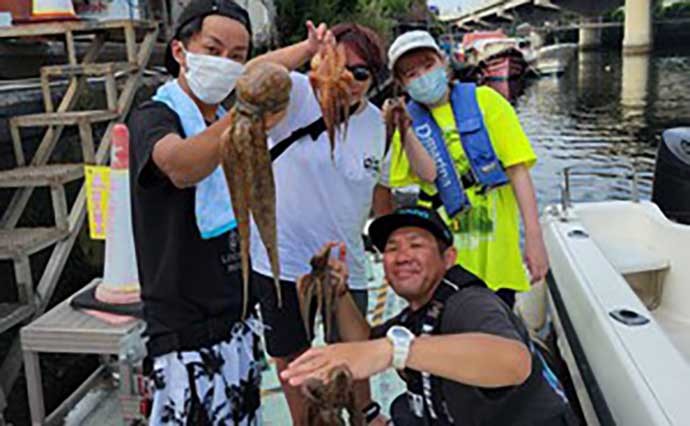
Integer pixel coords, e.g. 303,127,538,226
0,19,159,420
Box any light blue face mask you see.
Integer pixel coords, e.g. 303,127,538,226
406,66,449,105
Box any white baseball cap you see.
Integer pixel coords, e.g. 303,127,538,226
388,30,442,72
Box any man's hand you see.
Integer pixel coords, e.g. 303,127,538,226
525,230,549,283
305,20,334,58
280,339,393,387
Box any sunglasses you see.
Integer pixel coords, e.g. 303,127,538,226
346,65,371,82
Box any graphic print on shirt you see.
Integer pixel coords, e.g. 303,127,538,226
363,155,382,179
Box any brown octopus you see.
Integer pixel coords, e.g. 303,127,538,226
309,43,354,157
296,245,338,342
302,366,365,426
220,62,292,318
384,96,412,150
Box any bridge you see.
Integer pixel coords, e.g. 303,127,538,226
443,0,653,54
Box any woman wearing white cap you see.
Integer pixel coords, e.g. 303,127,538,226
383,30,548,309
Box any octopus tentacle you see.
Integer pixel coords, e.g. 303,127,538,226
221,63,291,319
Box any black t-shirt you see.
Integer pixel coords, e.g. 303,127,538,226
127,101,248,355
372,266,569,426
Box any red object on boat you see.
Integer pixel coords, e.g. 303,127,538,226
461,30,507,50
482,50,527,81
461,30,527,81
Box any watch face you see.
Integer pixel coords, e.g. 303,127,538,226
391,326,412,340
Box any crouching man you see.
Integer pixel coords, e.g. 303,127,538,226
281,206,576,426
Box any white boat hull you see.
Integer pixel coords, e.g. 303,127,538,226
541,201,690,425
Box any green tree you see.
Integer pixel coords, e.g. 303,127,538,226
273,0,435,47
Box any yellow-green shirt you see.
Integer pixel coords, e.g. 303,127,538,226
390,86,536,292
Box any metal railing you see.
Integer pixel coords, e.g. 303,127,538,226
560,162,641,212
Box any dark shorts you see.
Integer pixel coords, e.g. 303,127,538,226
254,271,368,358
495,288,516,309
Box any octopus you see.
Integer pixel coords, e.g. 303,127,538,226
296,245,337,342
384,96,412,150
309,43,354,157
221,62,292,318
302,366,364,426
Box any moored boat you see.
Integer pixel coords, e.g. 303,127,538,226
528,128,690,425
462,31,528,81
536,43,577,76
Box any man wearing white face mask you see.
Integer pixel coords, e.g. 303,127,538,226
126,1,329,424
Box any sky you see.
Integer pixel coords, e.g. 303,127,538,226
429,0,485,15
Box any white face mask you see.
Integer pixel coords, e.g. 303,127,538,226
182,49,245,105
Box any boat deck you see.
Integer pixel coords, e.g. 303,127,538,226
63,256,407,425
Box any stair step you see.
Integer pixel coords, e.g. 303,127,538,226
41,62,139,78
0,228,69,258
0,303,35,334
11,110,120,127
0,164,84,188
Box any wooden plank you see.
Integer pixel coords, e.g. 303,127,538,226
124,22,137,65
65,30,77,65
0,228,69,258
0,339,22,404
50,184,69,232
9,122,25,166
13,255,34,303
44,365,106,426
0,20,155,39
104,73,118,112
78,120,96,163
0,164,84,188
23,350,45,426
40,71,54,113
41,62,138,78
0,304,34,334
12,110,120,127
0,33,105,229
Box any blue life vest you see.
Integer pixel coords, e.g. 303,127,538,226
407,82,509,218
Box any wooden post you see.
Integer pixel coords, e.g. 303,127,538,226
23,350,45,426
9,122,25,167
65,30,77,65
40,70,54,113
105,70,118,112
124,22,137,65
13,255,34,304
78,120,96,164
50,184,69,232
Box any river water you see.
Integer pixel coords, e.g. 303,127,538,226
500,49,690,210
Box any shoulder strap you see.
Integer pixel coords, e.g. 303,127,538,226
270,102,361,162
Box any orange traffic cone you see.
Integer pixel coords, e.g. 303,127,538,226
31,0,77,21
84,124,142,324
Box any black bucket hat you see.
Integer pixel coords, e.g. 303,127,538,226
164,0,252,77
369,206,453,252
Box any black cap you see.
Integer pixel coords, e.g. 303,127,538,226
164,0,252,77
369,206,453,252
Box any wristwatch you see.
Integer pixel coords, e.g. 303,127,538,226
386,326,415,370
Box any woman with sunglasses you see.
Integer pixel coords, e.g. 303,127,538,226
248,22,391,425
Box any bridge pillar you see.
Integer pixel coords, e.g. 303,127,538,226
623,0,653,54
621,52,650,120
578,16,602,51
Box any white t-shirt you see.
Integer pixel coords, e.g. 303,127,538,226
250,72,390,290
